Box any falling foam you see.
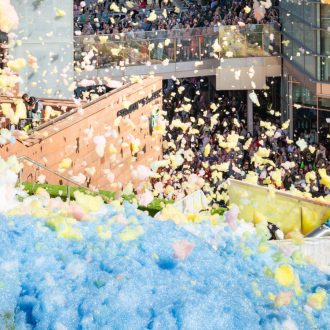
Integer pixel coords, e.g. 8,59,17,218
0,156,21,212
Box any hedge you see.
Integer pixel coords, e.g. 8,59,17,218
21,182,226,217
21,182,173,217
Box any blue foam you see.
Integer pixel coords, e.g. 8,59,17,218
0,204,329,329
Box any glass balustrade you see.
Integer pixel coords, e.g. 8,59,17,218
74,24,280,70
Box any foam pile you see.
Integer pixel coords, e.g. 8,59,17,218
0,198,330,329
0,155,21,212
0,157,328,329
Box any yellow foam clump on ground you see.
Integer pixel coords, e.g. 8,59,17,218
157,205,188,224
187,213,204,223
274,264,295,287
6,208,25,217
258,242,270,253
58,225,83,241
45,215,83,240
210,214,221,225
74,191,103,213
46,215,73,231
119,226,144,241
31,207,49,219
307,289,327,310
97,225,112,240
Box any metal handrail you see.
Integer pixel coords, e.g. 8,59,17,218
74,23,275,40
17,156,112,203
75,24,280,71
28,81,132,134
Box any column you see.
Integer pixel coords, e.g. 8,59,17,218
288,78,293,139
247,90,253,134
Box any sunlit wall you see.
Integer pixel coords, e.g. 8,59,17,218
10,0,73,99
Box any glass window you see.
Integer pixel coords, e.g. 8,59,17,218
292,83,303,104
291,16,304,44
321,31,330,56
282,0,304,17
293,40,304,68
304,2,317,26
318,110,330,145
304,27,317,53
281,75,290,120
292,84,317,106
304,52,318,80
321,5,330,29
319,98,330,110
292,107,317,141
281,17,293,35
283,39,293,59
320,56,330,81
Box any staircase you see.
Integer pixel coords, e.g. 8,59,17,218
0,95,79,131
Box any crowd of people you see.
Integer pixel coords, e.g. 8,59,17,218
17,94,43,130
74,0,279,36
150,78,329,205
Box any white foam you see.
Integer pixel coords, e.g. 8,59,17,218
0,156,20,213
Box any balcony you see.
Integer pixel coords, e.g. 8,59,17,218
74,24,281,81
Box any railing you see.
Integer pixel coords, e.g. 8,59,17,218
0,113,72,131
0,96,79,131
74,24,281,70
17,156,112,203
27,81,132,135
0,81,132,134
0,116,67,131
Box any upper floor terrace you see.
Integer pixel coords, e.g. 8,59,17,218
74,24,281,83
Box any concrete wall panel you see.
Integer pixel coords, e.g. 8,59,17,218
11,0,74,99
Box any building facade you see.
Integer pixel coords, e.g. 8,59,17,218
10,0,74,99
280,0,330,144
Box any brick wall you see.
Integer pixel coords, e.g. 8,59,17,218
1,77,163,192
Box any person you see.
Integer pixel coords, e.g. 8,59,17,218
22,93,30,109
19,93,32,130
267,222,284,240
29,96,43,128
0,31,8,69
139,0,147,9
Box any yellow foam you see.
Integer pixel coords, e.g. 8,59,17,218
274,264,295,287
119,226,144,241
74,191,104,213
307,289,327,310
